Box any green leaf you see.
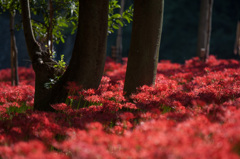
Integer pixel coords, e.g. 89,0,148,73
116,19,123,27
112,24,119,30
112,13,121,19
60,36,65,43
122,15,131,23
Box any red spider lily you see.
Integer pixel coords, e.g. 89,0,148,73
119,112,135,121
0,56,240,158
51,103,68,111
65,81,82,94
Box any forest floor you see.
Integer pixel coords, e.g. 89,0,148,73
0,56,240,158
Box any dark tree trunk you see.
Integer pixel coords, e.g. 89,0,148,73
66,0,109,89
234,21,240,55
10,11,19,86
124,0,164,96
20,0,109,111
197,0,214,62
50,0,109,104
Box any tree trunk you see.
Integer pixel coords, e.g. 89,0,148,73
68,0,108,89
234,21,240,55
20,0,109,111
115,0,125,63
197,0,214,62
124,0,164,96
10,11,19,86
48,0,54,54
50,0,109,104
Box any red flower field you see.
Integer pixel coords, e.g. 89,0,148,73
0,56,240,158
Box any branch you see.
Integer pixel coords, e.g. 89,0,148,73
20,0,40,61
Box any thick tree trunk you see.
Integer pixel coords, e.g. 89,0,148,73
124,0,164,96
66,0,109,89
10,11,19,86
50,0,109,104
197,0,214,62
115,0,125,63
66,0,108,89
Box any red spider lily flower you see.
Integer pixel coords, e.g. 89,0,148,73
86,122,103,131
122,102,138,109
66,81,82,94
119,112,135,121
51,103,68,111
81,88,95,96
84,95,103,103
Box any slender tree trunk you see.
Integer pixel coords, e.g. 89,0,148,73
197,0,214,62
234,21,240,55
48,0,54,54
10,11,19,86
20,0,109,110
115,0,125,63
124,0,164,96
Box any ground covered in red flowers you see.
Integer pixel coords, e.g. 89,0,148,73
0,56,240,158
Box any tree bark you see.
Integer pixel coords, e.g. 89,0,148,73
64,0,109,89
50,0,109,104
48,0,54,54
124,0,164,96
10,11,19,86
197,0,214,62
234,21,240,55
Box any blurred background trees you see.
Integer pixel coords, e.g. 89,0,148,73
0,0,240,69
0,0,20,85
234,21,240,55
197,0,214,62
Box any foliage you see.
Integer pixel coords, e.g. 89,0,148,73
53,54,66,72
108,0,133,34
1,0,133,51
0,0,20,13
44,54,66,89
5,103,32,120
29,0,79,45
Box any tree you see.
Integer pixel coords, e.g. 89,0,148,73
0,0,78,87
10,10,19,86
19,0,133,111
0,0,19,86
197,0,214,62
20,0,109,111
124,0,164,96
234,21,240,55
